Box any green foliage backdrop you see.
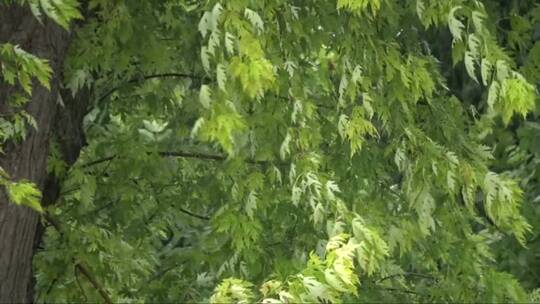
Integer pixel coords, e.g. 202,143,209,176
2,0,540,302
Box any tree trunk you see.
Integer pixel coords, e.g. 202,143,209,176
0,4,87,303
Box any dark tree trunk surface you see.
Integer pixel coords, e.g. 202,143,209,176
0,4,87,303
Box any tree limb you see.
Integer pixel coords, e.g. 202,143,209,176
97,72,207,104
82,150,280,168
74,262,113,304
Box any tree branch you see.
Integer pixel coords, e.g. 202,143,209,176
82,150,279,168
74,262,113,304
378,272,435,283
43,212,63,236
177,207,210,220
74,266,88,302
97,72,207,104
137,263,181,292
147,181,210,221
38,276,59,302
82,155,116,168
159,150,227,162
376,287,428,296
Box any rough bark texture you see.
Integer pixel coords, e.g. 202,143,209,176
0,4,87,303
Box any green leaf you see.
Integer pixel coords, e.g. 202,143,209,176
6,180,43,213
448,7,465,41
30,0,82,29
498,77,536,125
199,85,212,109
465,51,479,82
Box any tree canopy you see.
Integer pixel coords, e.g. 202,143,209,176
1,0,540,302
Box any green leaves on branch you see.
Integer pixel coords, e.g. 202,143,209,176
229,55,275,99
211,233,381,303
482,172,531,245
0,42,49,211
498,78,536,125
192,103,247,155
0,169,43,213
210,278,255,303
337,0,381,14
338,106,377,157
440,3,537,125
3,0,81,29
27,0,82,29
5,180,43,212
0,43,51,95
0,0,81,214
487,77,536,125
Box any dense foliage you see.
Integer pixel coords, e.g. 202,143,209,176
2,0,540,302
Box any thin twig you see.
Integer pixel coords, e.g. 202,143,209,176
40,276,58,302
83,199,118,217
137,263,181,292
148,182,210,221
374,287,429,297
378,272,435,283
178,207,210,220
82,155,116,168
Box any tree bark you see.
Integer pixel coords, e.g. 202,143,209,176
0,4,87,303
